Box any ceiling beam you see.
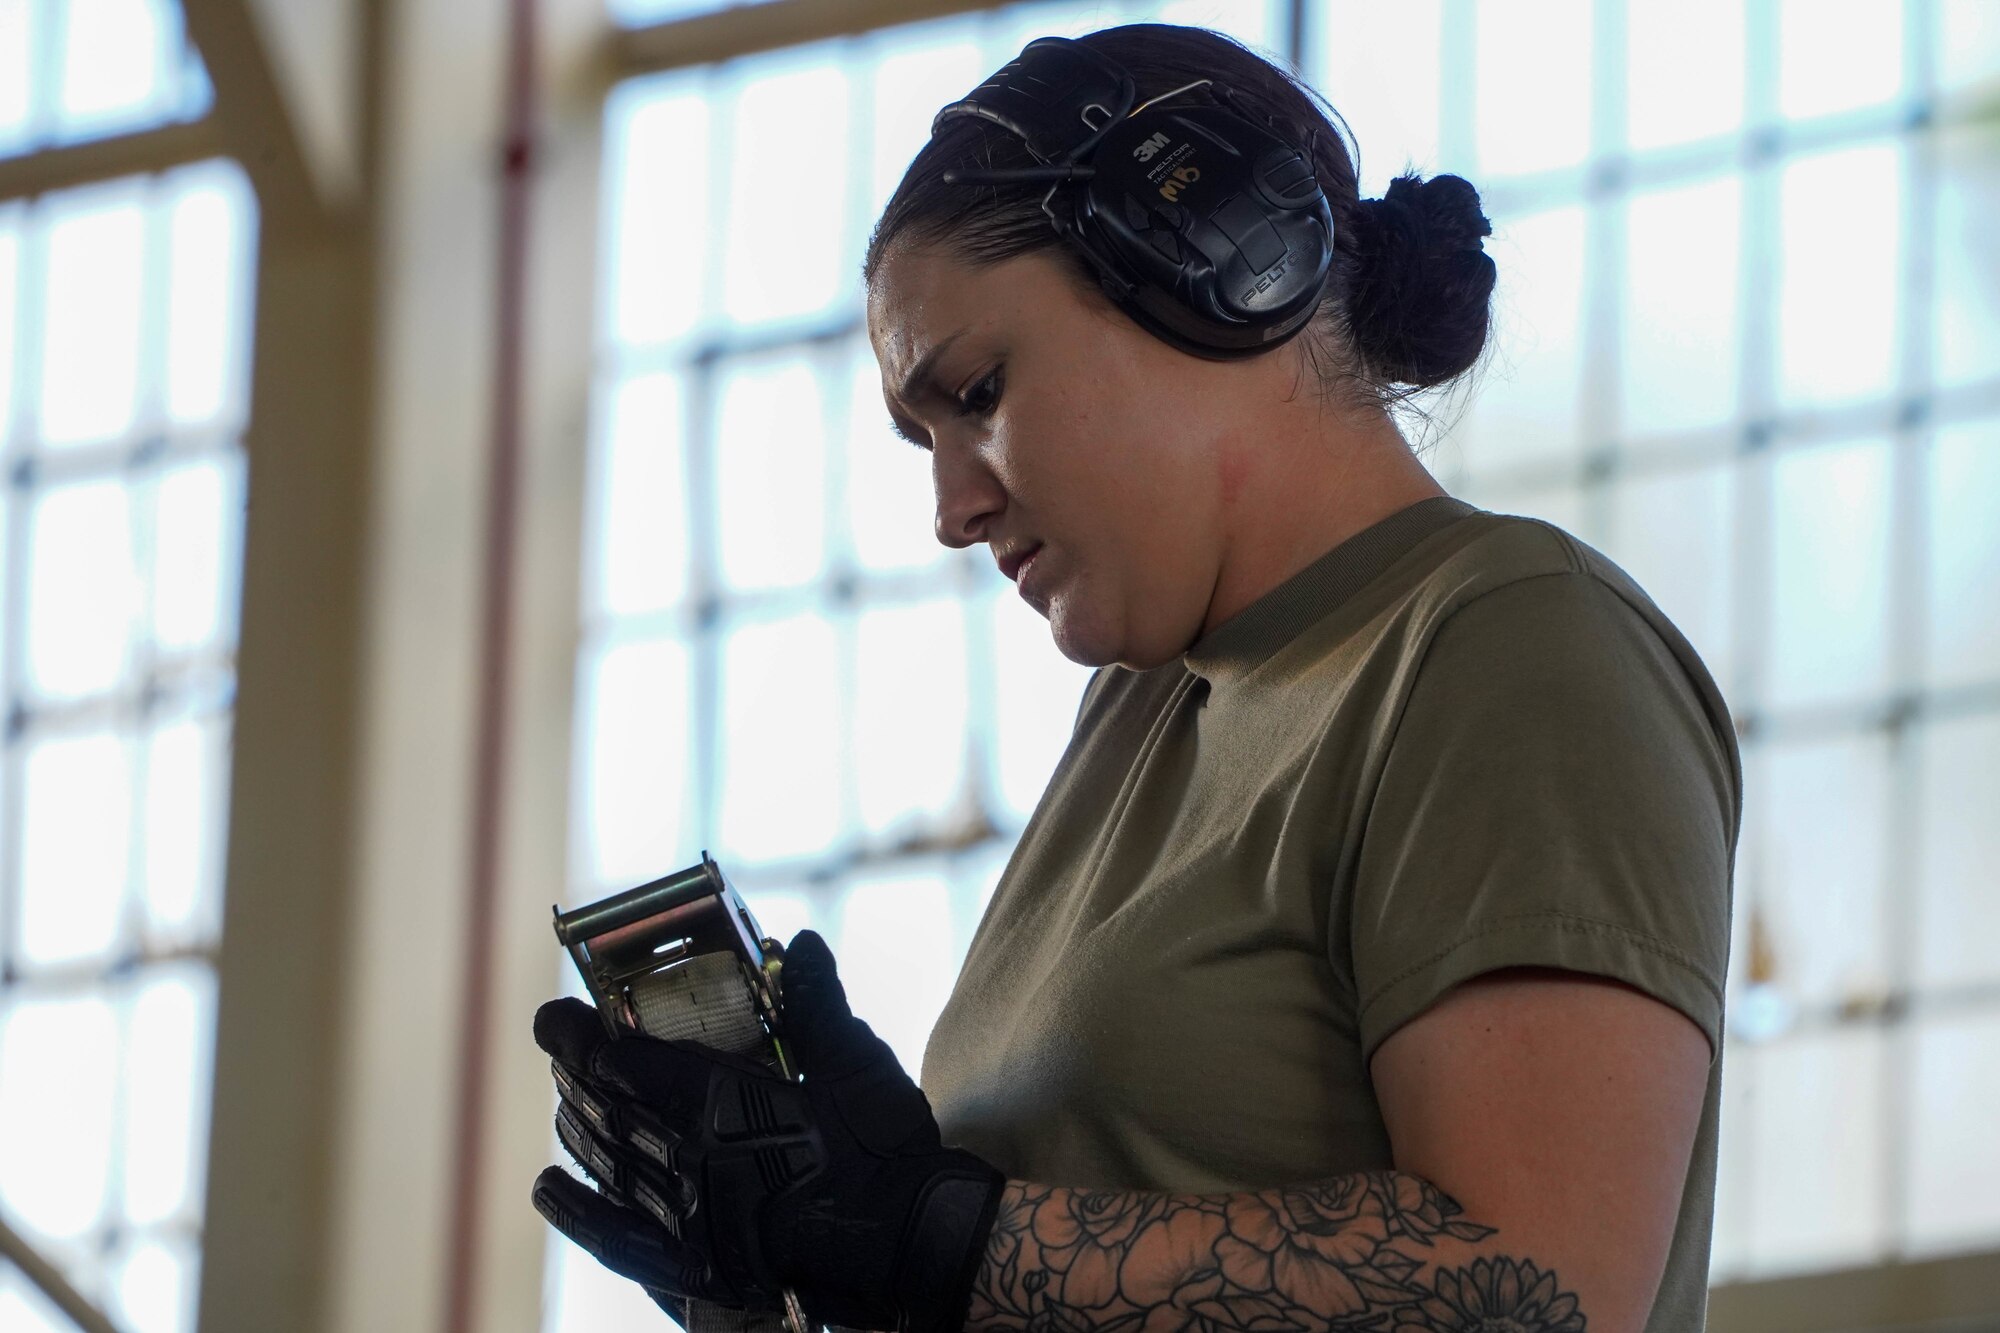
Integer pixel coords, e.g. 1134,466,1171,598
179,0,336,232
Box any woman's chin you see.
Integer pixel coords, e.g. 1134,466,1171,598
1047,597,1182,672
1046,597,1120,669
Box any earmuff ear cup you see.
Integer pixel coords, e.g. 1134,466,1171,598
932,36,1336,360
1055,103,1335,359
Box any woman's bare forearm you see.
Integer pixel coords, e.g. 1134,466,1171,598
963,1171,1588,1331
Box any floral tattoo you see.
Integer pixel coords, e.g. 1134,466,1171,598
964,1171,1587,1332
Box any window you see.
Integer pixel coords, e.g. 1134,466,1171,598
1319,0,2000,1283
0,0,213,158
0,6,248,1332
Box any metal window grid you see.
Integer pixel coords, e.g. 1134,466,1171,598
0,158,249,1328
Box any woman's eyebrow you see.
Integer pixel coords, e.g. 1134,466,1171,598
882,326,969,446
895,328,968,411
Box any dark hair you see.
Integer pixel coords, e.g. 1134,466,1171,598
862,23,1497,444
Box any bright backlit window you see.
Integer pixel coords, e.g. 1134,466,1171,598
0,151,253,1333
0,0,213,158
3,14,239,1331
1318,0,2000,1286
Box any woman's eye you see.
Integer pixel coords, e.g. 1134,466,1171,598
954,368,1003,419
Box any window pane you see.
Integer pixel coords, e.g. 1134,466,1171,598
0,207,18,436
590,370,689,617
844,337,943,573
26,477,140,699
713,350,827,592
1474,0,1591,177
1709,1035,1756,1279
717,612,842,864
1741,1026,1889,1276
1938,0,2000,97
60,0,172,135
141,711,229,944
1764,438,1893,711
1313,0,1443,197
991,588,1092,821
855,598,968,838
738,888,813,953
1601,462,1735,691
543,1233,673,1333
1925,421,2000,690
1454,478,1590,543
720,50,852,328
38,182,148,446
0,993,118,1238
1777,141,1901,410
832,869,955,1075
605,0,780,27
1620,173,1742,437
1778,0,1904,122
121,964,214,1227
1757,732,1893,1013
1153,0,1283,52
1906,1008,2000,1257
2,0,208,156
1458,204,1588,474
0,1263,72,1333
108,1232,197,1333
574,635,693,889
0,0,30,153
19,730,131,968
166,166,254,427
865,18,988,223
1914,711,2000,994
1627,0,1744,151
153,455,242,654
603,73,709,348
1933,124,2000,391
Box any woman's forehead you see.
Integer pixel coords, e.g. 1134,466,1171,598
868,246,980,379
868,244,974,335
867,246,1059,364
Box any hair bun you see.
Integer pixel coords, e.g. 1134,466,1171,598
1346,172,1497,388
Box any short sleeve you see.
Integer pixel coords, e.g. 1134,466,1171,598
1350,572,1738,1070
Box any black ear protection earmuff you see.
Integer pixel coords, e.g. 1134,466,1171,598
931,35,1336,360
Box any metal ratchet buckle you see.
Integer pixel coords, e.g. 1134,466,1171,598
552,851,821,1333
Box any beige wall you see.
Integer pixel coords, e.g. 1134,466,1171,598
194,0,598,1326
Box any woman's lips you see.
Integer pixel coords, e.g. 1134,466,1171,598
1016,547,1047,606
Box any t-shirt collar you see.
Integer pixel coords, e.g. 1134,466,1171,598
1181,495,1482,686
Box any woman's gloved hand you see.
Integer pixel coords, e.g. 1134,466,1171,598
532,929,1007,1333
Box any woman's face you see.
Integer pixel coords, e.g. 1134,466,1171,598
866,241,1261,671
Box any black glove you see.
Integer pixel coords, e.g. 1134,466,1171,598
532,929,1007,1333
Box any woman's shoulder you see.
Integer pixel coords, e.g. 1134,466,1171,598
1403,508,1681,646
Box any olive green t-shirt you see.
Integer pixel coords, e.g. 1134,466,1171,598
919,495,1742,1332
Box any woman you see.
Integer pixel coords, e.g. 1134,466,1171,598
533,23,1740,1333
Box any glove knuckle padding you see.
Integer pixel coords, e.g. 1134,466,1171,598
687,1063,826,1303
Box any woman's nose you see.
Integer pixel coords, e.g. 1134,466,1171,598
932,444,1004,550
